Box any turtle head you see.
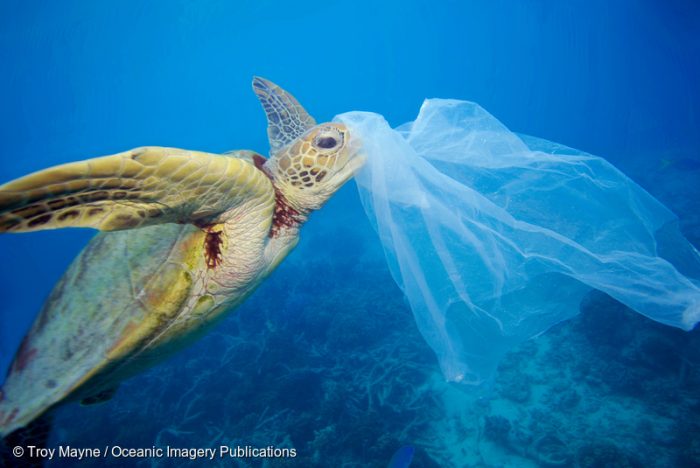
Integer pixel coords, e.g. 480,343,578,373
253,77,364,213
264,123,363,212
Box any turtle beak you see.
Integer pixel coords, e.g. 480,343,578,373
344,150,366,176
331,133,366,186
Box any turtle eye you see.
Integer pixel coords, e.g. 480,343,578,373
317,137,337,149
313,127,344,151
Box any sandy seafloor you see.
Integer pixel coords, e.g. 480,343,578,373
0,1,699,467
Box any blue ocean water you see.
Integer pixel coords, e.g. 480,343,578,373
1,1,699,466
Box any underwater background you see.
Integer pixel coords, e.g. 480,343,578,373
1,0,699,466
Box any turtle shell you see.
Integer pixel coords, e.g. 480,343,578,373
0,222,203,436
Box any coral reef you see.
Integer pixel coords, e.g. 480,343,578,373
41,167,700,467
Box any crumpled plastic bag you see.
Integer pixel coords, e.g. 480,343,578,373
335,99,700,384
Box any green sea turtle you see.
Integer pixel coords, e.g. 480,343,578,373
0,77,364,440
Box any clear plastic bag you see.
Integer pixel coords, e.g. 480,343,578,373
335,99,700,384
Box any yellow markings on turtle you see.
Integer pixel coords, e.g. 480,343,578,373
0,146,276,234
119,157,148,178
199,170,227,188
177,228,206,258
99,178,121,189
173,162,204,184
279,156,291,171
66,262,196,397
192,295,215,318
106,264,193,360
85,157,125,178
129,147,164,166
154,157,190,179
102,213,140,231
104,322,140,359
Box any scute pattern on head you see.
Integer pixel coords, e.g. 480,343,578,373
264,123,360,214
273,125,347,189
252,77,364,216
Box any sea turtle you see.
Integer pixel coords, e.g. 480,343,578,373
0,78,364,442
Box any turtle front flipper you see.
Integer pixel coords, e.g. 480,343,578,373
0,146,274,233
253,76,316,154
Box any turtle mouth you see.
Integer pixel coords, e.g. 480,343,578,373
344,133,366,169
331,139,366,186
344,143,367,174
